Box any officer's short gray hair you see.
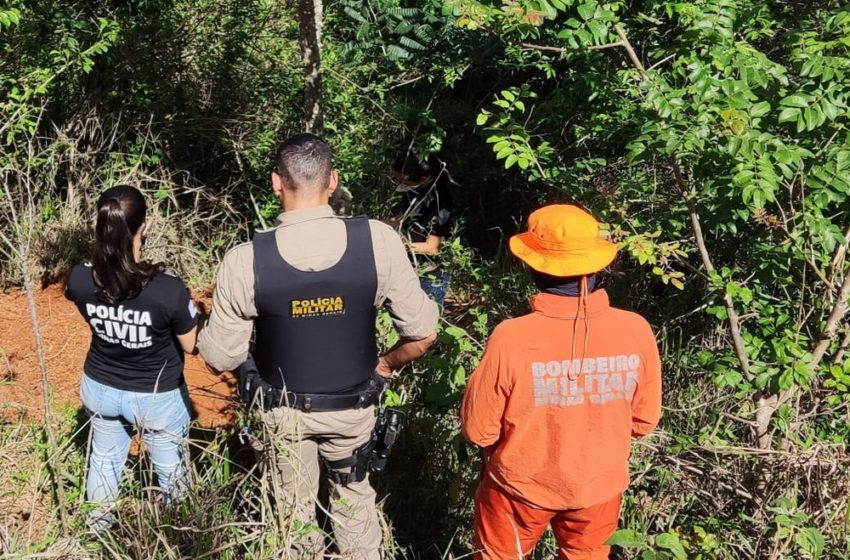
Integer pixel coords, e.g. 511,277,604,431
274,133,332,192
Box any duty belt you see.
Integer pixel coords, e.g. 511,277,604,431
256,387,379,412
237,357,386,413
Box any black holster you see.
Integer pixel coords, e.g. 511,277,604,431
323,407,407,486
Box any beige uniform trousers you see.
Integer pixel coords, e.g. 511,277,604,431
260,405,382,560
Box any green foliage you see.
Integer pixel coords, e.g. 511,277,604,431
607,528,690,560
0,7,21,30
449,0,850,414
438,0,850,557
337,0,449,63
481,86,555,177
3,0,850,558
1,7,119,143
824,358,850,405
767,497,827,559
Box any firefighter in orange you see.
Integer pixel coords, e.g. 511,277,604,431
461,204,662,560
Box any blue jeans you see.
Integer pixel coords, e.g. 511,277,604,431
420,270,451,309
80,374,190,527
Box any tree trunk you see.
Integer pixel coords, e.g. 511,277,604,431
298,0,323,134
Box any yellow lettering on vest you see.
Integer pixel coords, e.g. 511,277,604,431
290,295,345,317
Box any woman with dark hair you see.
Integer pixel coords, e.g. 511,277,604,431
388,152,454,308
64,185,199,531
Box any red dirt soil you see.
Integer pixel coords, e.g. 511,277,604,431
0,284,236,428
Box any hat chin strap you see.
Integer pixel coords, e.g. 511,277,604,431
568,276,591,381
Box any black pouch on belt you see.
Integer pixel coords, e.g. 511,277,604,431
356,371,388,407
236,354,269,407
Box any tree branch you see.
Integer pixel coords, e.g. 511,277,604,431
520,42,568,53
830,225,850,277
1,130,69,530
614,25,647,77
810,264,850,369
669,157,751,378
774,203,834,290
833,328,850,365
587,41,624,51
611,25,776,452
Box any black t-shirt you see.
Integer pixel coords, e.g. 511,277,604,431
65,263,198,392
394,179,453,244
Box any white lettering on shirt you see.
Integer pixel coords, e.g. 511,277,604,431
84,303,154,349
530,354,641,407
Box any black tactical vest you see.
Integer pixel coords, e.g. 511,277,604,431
252,218,379,393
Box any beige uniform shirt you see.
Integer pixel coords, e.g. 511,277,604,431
197,205,439,372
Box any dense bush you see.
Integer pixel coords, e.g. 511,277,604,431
1,0,849,558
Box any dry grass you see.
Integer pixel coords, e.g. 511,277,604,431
1,106,251,291
0,424,55,556
0,408,409,559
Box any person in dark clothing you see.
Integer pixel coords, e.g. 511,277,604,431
65,185,198,532
388,153,453,308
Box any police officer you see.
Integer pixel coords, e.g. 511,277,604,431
197,134,439,559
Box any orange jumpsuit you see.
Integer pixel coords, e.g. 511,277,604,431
461,290,662,560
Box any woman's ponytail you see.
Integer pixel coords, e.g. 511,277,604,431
92,186,162,305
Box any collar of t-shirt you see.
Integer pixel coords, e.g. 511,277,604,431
530,290,611,319
274,204,334,227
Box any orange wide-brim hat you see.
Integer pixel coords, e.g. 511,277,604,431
509,204,618,277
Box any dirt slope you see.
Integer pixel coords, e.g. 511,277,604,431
0,284,236,427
